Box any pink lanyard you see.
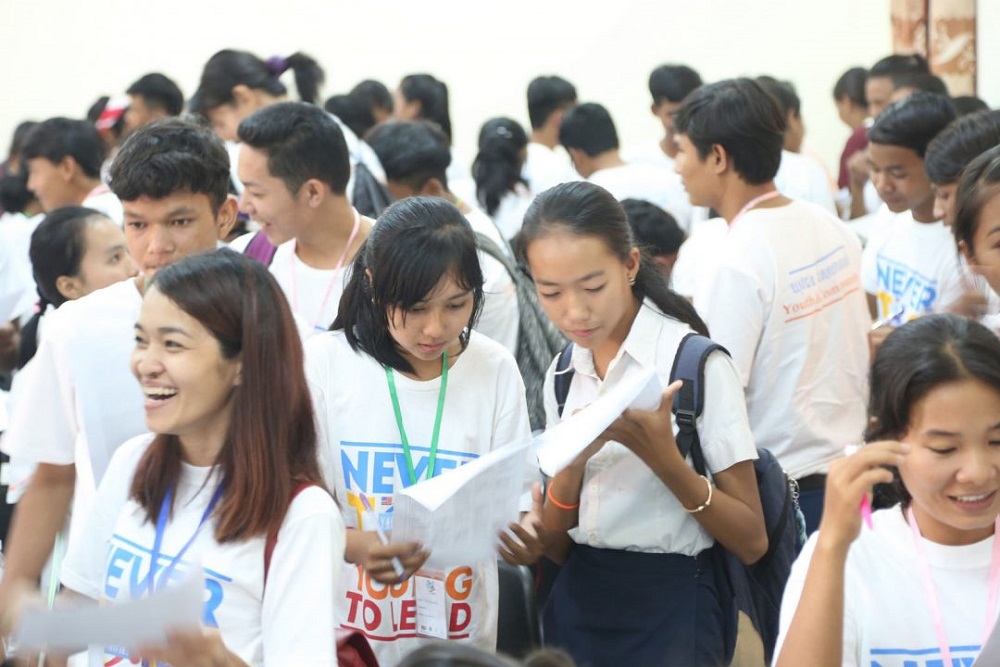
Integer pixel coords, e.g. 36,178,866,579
289,208,361,331
731,190,781,226
907,506,1000,664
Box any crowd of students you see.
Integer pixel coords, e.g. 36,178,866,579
0,47,997,667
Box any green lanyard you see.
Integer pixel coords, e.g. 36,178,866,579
384,350,449,486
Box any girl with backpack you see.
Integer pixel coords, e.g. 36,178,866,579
56,250,343,665
522,181,766,666
305,196,539,665
775,314,1000,667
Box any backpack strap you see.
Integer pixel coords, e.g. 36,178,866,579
263,483,314,587
553,343,575,418
668,333,729,476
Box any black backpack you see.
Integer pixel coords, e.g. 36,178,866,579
475,233,566,431
553,333,806,664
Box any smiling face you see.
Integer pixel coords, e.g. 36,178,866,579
237,145,302,246
899,378,1000,545
122,191,236,279
868,143,934,217
526,228,638,352
131,287,241,454
386,272,473,377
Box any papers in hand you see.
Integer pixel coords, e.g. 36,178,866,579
392,440,530,568
15,566,203,652
534,364,662,477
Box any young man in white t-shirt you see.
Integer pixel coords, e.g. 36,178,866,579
0,118,237,608
21,118,124,225
861,93,960,341
237,102,373,336
675,78,871,533
521,76,579,194
367,120,519,355
560,102,692,232
622,64,703,173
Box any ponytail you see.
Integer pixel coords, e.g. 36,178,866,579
472,118,528,216
284,52,325,105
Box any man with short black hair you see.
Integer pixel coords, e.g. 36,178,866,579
623,63,702,170
561,102,691,230
238,101,373,334
124,72,184,133
21,117,122,223
522,75,579,193
675,78,870,532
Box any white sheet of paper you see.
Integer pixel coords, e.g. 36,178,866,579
15,566,203,652
392,440,529,568
533,363,662,476
974,614,1000,666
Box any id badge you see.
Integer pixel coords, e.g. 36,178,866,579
414,570,448,639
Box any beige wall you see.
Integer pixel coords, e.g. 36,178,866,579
1,0,903,175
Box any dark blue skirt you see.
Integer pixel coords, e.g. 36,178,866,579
542,544,728,667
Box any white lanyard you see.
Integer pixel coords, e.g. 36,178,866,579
907,507,1000,664
289,208,361,331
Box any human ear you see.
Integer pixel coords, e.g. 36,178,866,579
958,239,975,265
231,84,255,110
57,156,77,182
214,195,239,240
55,274,83,301
418,179,445,198
710,144,728,175
301,179,326,207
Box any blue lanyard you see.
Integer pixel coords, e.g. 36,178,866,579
146,484,224,597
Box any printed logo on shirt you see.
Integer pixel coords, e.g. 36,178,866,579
102,533,232,661
340,440,478,531
339,440,483,644
873,255,939,319
868,643,980,666
782,246,861,323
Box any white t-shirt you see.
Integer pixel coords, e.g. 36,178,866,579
669,216,728,300
83,184,124,227
588,162,692,232
60,434,344,667
269,241,349,337
542,301,757,555
694,201,870,479
521,142,578,194
0,278,145,553
0,211,42,323
622,140,675,173
304,330,533,666
489,183,535,241
775,507,997,667
464,208,519,355
774,150,838,216
860,211,965,321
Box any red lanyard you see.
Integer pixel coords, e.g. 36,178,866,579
907,506,1000,664
289,208,361,331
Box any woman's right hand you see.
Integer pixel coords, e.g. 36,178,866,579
354,531,429,584
817,441,908,552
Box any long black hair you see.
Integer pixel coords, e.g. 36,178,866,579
472,117,528,216
332,197,485,374
519,181,708,336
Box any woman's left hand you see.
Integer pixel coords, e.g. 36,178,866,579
133,627,248,667
603,380,685,475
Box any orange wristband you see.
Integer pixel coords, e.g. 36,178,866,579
547,483,580,510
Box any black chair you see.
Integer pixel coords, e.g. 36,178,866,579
496,561,541,658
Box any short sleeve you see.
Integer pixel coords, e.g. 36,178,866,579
489,349,537,511
261,487,344,666
698,352,758,474
60,435,152,599
302,336,338,496
1,321,78,464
